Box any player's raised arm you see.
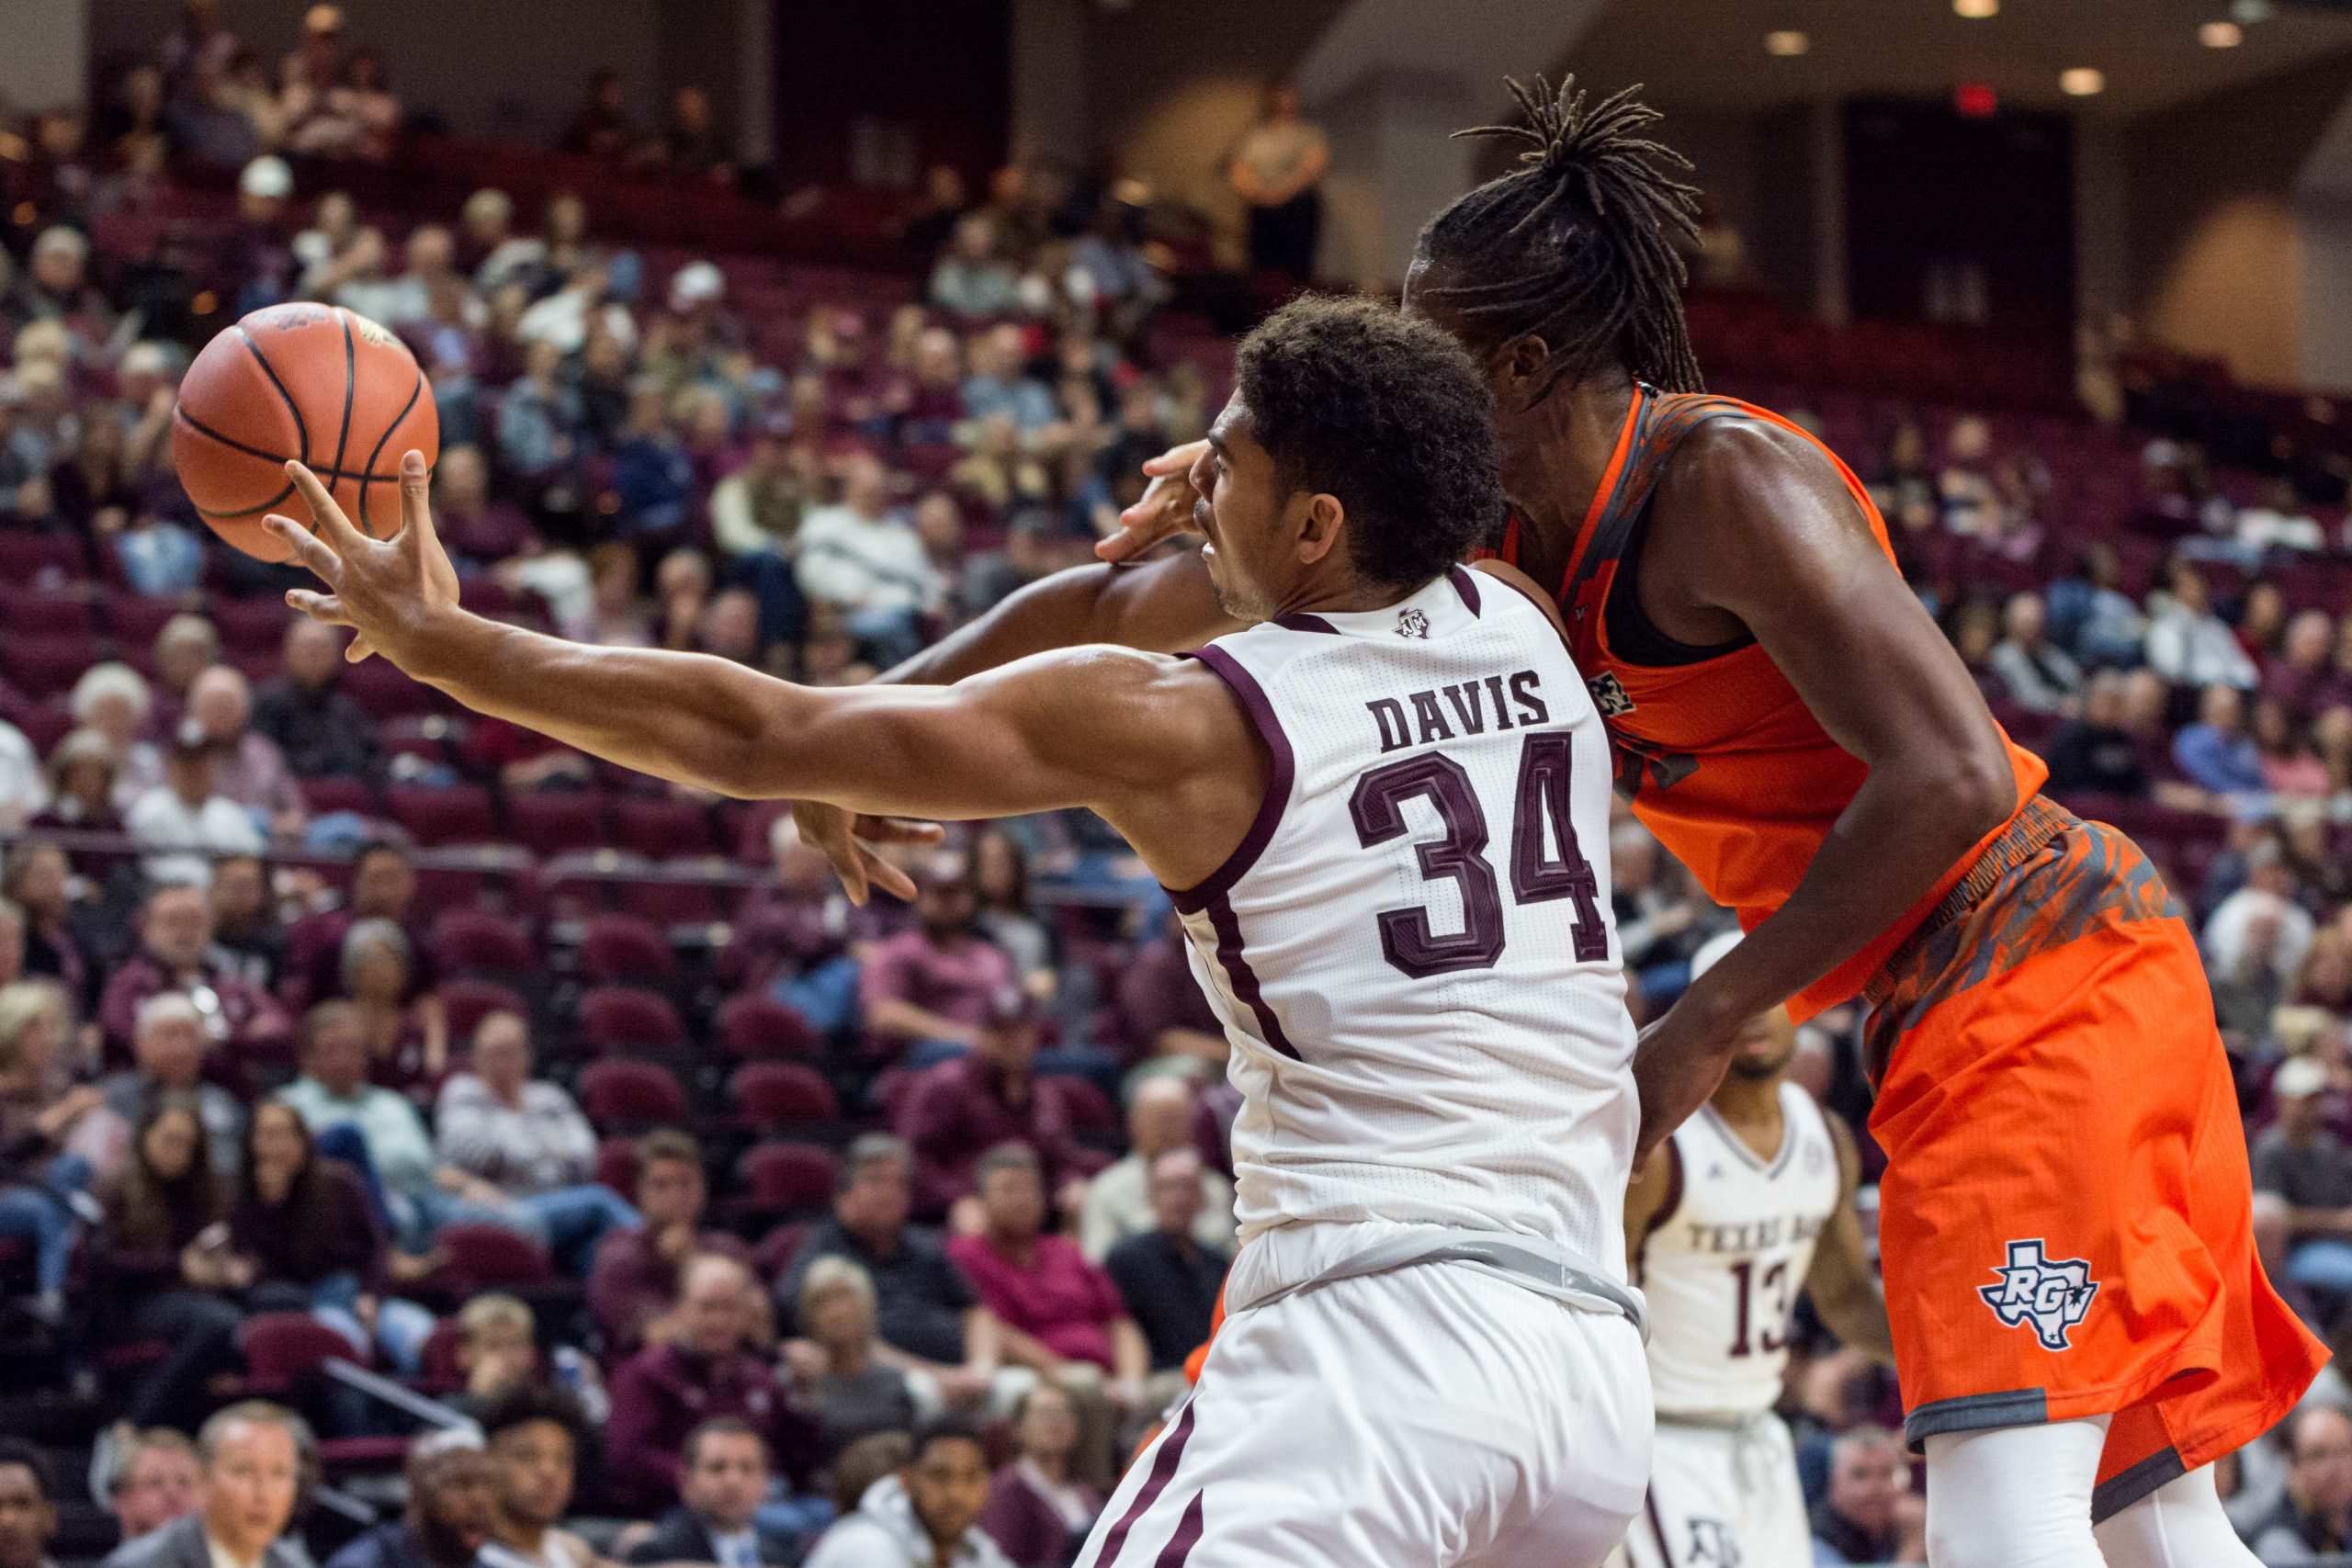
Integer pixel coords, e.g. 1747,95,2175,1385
265,456,1250,861
1633,418,2018,1155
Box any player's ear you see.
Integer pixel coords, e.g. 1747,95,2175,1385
1295,491,1345,567
1496,334,1551,410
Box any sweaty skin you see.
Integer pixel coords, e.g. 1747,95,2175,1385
805,336,2016,1157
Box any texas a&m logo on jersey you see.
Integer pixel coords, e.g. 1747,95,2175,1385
1588,670,1635,717
1395,606,1430,639
1979,1239,2100,1351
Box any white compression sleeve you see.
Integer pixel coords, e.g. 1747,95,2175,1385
1923,1417,2110,1568
2093,1464,2265,1568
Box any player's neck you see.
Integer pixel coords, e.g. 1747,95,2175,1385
1709,1069,1786,1147
1272,569,1430,621
1494,375,1638,548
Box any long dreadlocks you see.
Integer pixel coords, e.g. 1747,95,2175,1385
1415,74,1705,397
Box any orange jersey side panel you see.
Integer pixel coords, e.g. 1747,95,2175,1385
1489,389,2049,1020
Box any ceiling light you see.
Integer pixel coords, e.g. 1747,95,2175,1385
2060,67,2106,96
2233,0,2273,20
2199,19,2243,46
1765,30,1809,55
1954,0,1999,17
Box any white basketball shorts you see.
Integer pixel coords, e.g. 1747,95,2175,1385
1074,1258,1652,1568
1616,1413,1811,1568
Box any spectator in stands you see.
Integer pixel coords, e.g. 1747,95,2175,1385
162,0,240,98
778,1134,998,1404
496,338,587,511
2266,612,2342,726
947,1147,1146,1425
627,1418,802,1568
477,1384,597,1568
106,1430,199,1546
655,85,731,183
1809,1425,1922,1565
100,883,290,1063
1102,1150,1227,1376
901,990,1099,1221
0,1441,55,1568
804,1417,1010,1568
432,444,534,568
1078,1080,1232,1262
0,984,100,1323
1112,930,1226,1076
102,995,246,1178
863,851,1021,1063
214,157,299,315
2,847,85,1007
208,855,284,993
959,325,1054,434
2237,478,2327,558
589,1129,755,1355
343,918,447,1099
2041,671,2147,798
1228,84,1328,282
126,725,266,887
606,1253,820,1510
930,217,1024,323
976,1382,1099,1568
96,1101,245,1431
1986,591,2081,717
2252,1055,2352,1324
2256,1406,2352,1565
2147,558,2258,691
4,228,116,359
167,667,306,835
2206,841,2317,1034
797,456,941,668
785,1257,920,1464
253,618,379,781
435,1010,641,1274
2256,698,2332,801
33,729,123,849
2173,683,2267,802
279,1000,437,1218
100,1403,305,1568
323,48,400,162
611,382,696,545
231,1100,433,1375
559,69,636,159
290,840,434,1009
970,830,1052,998
322,1441,498,1568
517,260,631,359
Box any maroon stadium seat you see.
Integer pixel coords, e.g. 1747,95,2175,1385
614,797,720,859
1048,1074,1117,1136
432,907,537,974
343,653,438,719
729,1061,840,1127
13,704,73,755
577,1057,689,1126
754,1221,812,1281
102,593,183,649
506,791,613,857
211,595,294,652
579,912,677,984
434,1224,556,1291
0,589,93,637
436,977,530,1041
2,634,102,699
240,1312,369,1385
386,784,498,846
596,1135,640,1199
298,776,376,817
574,985,687,1053
715,993,821,1060
0,532,90,586
735,1141,839,1211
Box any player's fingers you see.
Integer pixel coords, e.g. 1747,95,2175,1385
857,842,919,904
345,633,377,665
1099,492,1191,561
264,514,345,585
285,588,355,626
395,449,442,554
282,461,371,556
852,816,946,847
1138,440,1207,476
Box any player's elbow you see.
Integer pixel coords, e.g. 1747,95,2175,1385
1910,732,2016,853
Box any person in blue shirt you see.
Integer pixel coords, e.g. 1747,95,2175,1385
2173,682,2267,800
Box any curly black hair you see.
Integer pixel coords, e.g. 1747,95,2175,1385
1414,75,1704,399
1233,294,1503,590
475,1381,588,1448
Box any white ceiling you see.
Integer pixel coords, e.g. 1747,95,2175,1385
1557,0,2352,118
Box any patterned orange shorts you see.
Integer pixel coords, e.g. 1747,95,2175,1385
1864,796,2327,1518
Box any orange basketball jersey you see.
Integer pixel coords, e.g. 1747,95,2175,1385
1483,387,2049,1021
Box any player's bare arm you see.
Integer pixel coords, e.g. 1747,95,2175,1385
1631,417,2018,1156
262,454,1264,897
1620,1144,1677,1277
1800,1115,1894,1364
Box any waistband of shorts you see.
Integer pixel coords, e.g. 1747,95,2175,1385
1656,1408,1778,1433
1860,794,2075,1010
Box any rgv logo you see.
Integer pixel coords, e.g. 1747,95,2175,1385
1979,1240,2100,1351
1588,671,1635,717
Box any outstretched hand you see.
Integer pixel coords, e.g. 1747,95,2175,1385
1095,438,1210,564
790,797,944,906
265,450,462,669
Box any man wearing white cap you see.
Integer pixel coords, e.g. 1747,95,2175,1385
1615,931,1894,1568
2251,1051,2352,1325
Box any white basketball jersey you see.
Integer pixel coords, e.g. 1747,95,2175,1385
1173,568,1636,1279
1638,1083,1843,1416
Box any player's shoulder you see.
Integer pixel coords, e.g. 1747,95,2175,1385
1468,557,1570,637
1661,406,1840,495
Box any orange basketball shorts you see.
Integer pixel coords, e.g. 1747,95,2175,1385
1862,796,2326,1521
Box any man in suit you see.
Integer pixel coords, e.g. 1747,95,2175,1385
101,1404,309,1568
626,1420,806,1568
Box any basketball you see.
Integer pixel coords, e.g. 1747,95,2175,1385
171,301,438,561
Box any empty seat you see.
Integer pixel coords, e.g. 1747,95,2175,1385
436,977,530,1041
507,791,613,857
574,985,687,1053
102,592,182,648
715,993,820,1060
0,589,94,637
432,907,537,974
386,784,498,846
434,1223,555,1291
212,595,294,652
577,1057,689,1126
615,797,719,859
298,776,376,818
344,655,436,719
596,1135,641,1199
0,532,90,586
2,634,101,699
735,1141,839,1212
579,912,677,983
729,1061,840,1127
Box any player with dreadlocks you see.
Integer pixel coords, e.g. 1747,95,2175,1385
789,76,2322,1568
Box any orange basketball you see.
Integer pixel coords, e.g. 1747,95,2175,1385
172,302,439,561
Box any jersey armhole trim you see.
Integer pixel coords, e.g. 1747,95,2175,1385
1164,645,1295,916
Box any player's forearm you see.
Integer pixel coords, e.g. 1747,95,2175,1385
877,552,1229,686
1815,1279,1896,1364
398,609,828,798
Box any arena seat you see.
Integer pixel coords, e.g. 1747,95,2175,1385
714,993,822,1061
729,1061,840,1128
614,797,721,860
507,792,614,858
577,912,677,984
596,1135,640,1199
573,985,687,1054
431,907,537,974
2,635,103,700
387,784,499,847
0,589,94,637
435,977,531,1041
0,532,91,586
432,1224,557,1292
731,1141,840,1216
577,1057,690,1127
